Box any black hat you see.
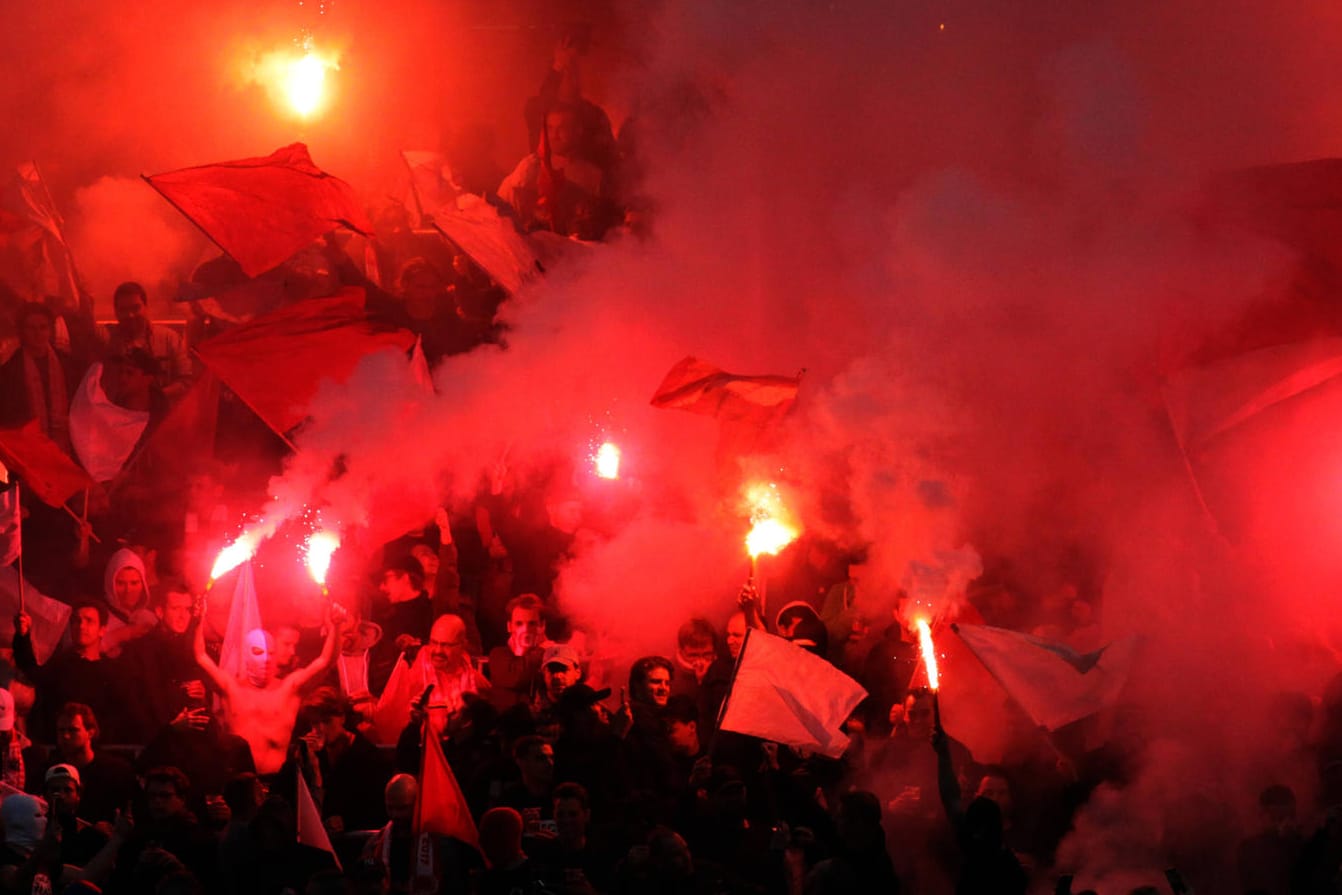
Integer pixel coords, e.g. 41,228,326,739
556,683,612,718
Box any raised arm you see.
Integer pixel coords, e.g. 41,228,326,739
12,612,41,680
286,604,348,693
933,725,964,828
193,599,233,694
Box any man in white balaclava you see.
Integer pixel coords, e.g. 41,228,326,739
194,601,349,775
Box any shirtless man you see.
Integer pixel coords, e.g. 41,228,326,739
193,599,347,774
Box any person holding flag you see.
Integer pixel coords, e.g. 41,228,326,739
363,680,482,893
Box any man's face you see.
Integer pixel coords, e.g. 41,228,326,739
379,570,413,601
19,313,51,355
543,662,579,700
56,715,92,754
386,786,417,825
668,720,698,756
641,667,672,707
273,628,301,669
680,642,716,683
554,797,588,842
546,111,580,157
45,779,79,814
426,619,465,671
412,546,439,580
316,713,346,744
904,695,934,739
508,608,545,653
145,782,185,821
71,608,103,649
520,743,555,786
725,614,747,661
114,293,148,331
112,567,146,611
161,592,194,635
402,272,444,310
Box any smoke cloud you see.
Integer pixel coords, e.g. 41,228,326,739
9,0,1342,883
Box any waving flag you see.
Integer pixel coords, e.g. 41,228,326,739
68,363,151,483
718,629,866,758
413,718,479,890
0,423,96,508
144,143,371,277
651,357,801,427
953,623,1139,731
218,562,263,686
296,771,341,870
193,289,417,438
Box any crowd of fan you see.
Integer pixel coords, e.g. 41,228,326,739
0,22,1334,895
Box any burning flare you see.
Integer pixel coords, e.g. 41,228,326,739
210,532,260,583
283,50,333,118
744,482,800,558
304,529,341,588
249,38,340,120
915,618,940,690
593,441,621,479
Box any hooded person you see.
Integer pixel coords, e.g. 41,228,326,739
0,794,45,857
100,548,158,657
774,601,829,657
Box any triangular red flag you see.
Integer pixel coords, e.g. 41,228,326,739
296,771,341,870
144,143,372,277
415,721,480,850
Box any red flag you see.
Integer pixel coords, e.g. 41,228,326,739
952,623,1139,731
718,629,867,758
0,163,80,303
144,144,372,278
0,422,97,508
651,357,801,428
296,771,341,870
432,194,541,296
416,721,479,851
0,479,18,568
193,288,417,438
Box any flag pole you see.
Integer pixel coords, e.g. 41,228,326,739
706,627,752,759
15,483,23,615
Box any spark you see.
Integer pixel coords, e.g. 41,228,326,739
593,441,621,479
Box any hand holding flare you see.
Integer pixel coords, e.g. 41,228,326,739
915,618,942,729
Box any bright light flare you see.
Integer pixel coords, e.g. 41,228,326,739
283,51,334,118
210,532,260,582
744,482,800,558
594,442,621,479
915,618,940,690
304,530,341,587
248,39,340,120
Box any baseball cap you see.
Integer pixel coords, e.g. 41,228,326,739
542,644,581,671
45,763,82,788
555,683,612,719
0,688,12,732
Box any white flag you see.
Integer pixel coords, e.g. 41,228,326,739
719,630,867,759
953,623,1139,730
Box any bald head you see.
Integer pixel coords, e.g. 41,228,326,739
427,613,468,671
385,774,418,823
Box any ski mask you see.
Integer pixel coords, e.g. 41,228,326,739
1,795,46,855
244,629,273,687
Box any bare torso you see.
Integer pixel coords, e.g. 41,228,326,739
221,678,302,775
